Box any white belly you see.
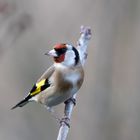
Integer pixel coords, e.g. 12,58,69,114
46,88,78,107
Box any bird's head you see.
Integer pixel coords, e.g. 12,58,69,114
45,43,80,67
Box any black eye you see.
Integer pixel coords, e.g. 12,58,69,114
54,48,67,56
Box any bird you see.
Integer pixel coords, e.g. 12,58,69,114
11,43,84,111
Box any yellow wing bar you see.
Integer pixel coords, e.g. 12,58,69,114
30,79,49,96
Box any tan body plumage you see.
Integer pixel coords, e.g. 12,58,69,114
12,43,84,109
34,63,84,107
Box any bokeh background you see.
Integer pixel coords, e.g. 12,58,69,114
0,0,140,140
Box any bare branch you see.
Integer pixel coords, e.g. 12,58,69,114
57,26,92,140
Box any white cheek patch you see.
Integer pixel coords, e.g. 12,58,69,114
66,51,74,58
63,50,75,66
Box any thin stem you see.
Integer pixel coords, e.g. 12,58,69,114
57,26,91,140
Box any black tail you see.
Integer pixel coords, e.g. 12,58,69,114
11,96,31,110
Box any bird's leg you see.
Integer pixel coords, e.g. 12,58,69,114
60,116,70,128
46,106,70,127
60,97,76,128
44,97,76,127
45,106,61,123
64,97,76,106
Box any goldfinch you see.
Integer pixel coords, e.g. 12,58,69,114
11,43,84,110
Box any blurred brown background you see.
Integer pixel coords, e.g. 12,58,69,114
0,0,140,140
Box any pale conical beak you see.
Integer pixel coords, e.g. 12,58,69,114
45,49,58,57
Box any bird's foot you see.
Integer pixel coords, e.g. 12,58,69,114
60,116,70,128
64,97,76,106
45,106,61,122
